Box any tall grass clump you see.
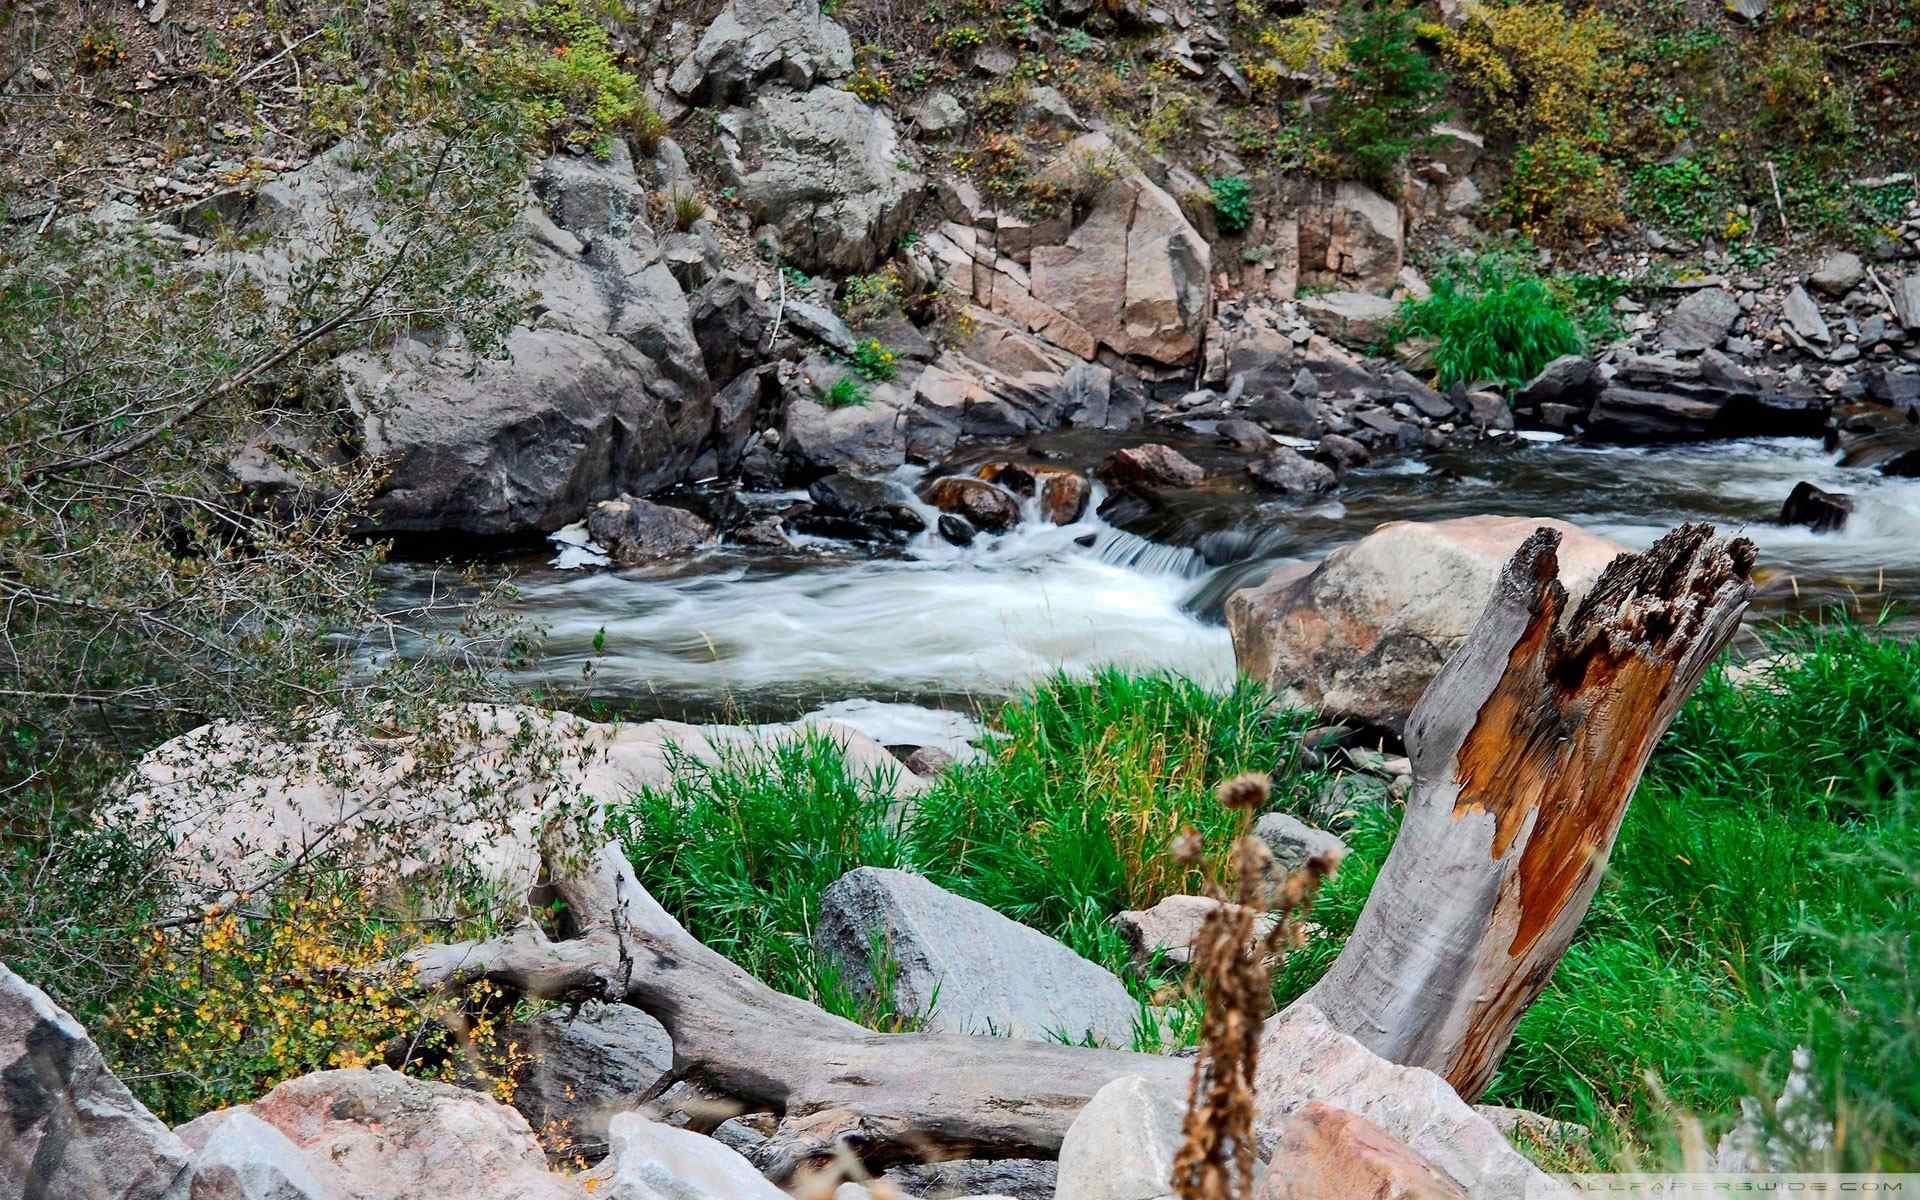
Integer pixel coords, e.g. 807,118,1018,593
608,734,910,1019
1388,250,1592,390
909,669,1324,967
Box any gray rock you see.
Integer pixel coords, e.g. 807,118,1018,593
710,1115,772,1158
881,1158,1058,1200
1464,389,1514,430
1892,272,1920,330
1112,895,1276,967
1100,443,1206,489
1783,285,1832,345
173,1109,342,1200
1809,251,1866,298
1255,812,1349,877
586,496,713,565
507,1003,674,1157
780,364,909,475
1317,433,1370,469
271,149,728,538
691,272,772,387
908,91,967,136
1659,287,1740,353
1296,291,1400,346
718,87,924,273
1247,447,1337,495
814,867,1141,1045
1027,85,1087,131
785,296,859,354
1,961,190,1200
667,0,852,105
808,472,927,538
1254,1005,1562,1199
589,1113,788,1200
1055,1075,1183,1200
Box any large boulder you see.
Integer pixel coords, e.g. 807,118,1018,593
173,1108,345,1200
1099,443,1205,488
1297,181,1403,294
668,0,852,106
249,147,731,539
224,1068,581,1200
585,496,713,565
117,705,925,906
1658,287,1740,354
1296,291,1399,347
1226,517,1626,733
813,867,1141,1045
506,1004,674,1158
1254,1006,1560,1199
718,87,924,273
1256,1101,1468,1200
0,962,190,1200
1055,1075,1184,1200
921,475,1022,533
1031,169,1212,365
780,363,911,476
585,1113,787,1200
1247,447,1337,495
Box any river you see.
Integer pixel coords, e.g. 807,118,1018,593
385,433,1919,748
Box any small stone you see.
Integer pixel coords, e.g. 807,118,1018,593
1809,251,1866,298
1099,443,1206,489
1248,447,1338,495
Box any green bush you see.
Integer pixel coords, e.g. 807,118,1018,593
1387,251,1589,389
1317,4,1448,193
1209,175,1254,235
819,375,871,408
847,337,900,382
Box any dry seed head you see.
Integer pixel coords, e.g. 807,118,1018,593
1171,826,1205,864
1214,772,1271,812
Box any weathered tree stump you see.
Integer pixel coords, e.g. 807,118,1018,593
1293,523,1755,1098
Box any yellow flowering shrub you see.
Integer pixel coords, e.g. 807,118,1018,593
109,886,541,1125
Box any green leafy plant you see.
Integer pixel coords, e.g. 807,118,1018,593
847,337,899,382
1387,250,1588,389
819,375,871,408
1208,176,1254,235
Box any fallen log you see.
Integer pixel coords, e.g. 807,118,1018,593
1294,523,1755,1099
404,841,1189,1181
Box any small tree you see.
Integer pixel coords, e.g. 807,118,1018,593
1319,4,1449,194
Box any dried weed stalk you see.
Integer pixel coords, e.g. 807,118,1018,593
1171,773,1341,1200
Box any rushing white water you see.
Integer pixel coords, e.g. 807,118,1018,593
388,434,1919,727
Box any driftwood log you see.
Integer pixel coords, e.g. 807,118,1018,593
405,841,1189,1181
1296,522,1755,1099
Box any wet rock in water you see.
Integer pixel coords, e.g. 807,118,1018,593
938,512,977,546
1808,251,1866,299
1255,812,1350,878
237,1068,581,1200
586,1112,788,1200
1256,1101,1469,1200
1462,389,1513,430
1216,417,1274,451
1249,390,1328,440
813,866,1139,1044
1778,481,1854,532
921,475,1022,534
1,962,191,1200
587,496,713,565
880,1157,1058,1200
1099,443,1206,489
1658,287,1740,354
505,1003,674,1158
1111,894,1277,967
1316,433,1371,469
1296,291,1400,347
807,473,926,538
975,462,1091,524
1055,1075,1185,1200
1248,447,1338,495
667,0,852,105
1513,355,1598,411
1225,516,1626,734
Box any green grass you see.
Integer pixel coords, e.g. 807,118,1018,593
1389,249,1604,390
610,668,1325,1047
610,622,1918,1165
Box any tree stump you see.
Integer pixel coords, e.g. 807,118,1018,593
1294,523,1756,1099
